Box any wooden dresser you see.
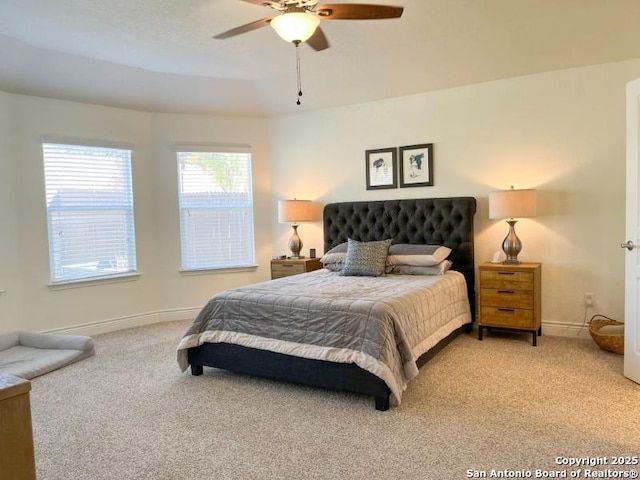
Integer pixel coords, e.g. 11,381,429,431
0,373,36,479
478,262,542,346
270,257,323,279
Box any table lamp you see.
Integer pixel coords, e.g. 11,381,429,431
489,186,537,264
278,199,320,258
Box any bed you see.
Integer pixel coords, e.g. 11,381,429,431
178,197,476,410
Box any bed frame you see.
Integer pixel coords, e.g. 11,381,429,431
188,197,477,410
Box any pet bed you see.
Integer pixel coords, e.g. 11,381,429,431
0,331,95,379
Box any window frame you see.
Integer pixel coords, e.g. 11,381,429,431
42,140,138,285
175,145,256,272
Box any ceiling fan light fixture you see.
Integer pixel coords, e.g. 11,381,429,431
270,11,320,43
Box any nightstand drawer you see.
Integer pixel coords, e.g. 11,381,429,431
480,288,534,309
271,262,306,278
480,306,535,328
270,258,322,280
480,270,533,290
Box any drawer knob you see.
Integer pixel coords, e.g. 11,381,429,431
498,272,515,275
497,289,515,294
497,308,515,312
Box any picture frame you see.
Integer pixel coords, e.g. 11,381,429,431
365,147,397,190
399,143,433,188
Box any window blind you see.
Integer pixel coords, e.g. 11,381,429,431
177,150,255,270
43,143,137,283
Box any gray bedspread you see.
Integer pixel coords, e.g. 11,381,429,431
177,269,471,403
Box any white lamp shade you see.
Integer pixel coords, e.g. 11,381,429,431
489,189,537,219
278,199,320,223
270,12,320,43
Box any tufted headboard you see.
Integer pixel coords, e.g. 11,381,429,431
323,197,477,316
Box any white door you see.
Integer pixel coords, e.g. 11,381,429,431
624,78,640,383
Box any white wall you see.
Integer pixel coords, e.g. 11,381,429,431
0,91,23,329
0,95,272,334
150,113,273,311
268,60,640,333
3,59,639,336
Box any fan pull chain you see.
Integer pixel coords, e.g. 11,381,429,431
294,40,302,105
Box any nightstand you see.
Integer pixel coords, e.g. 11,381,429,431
0,374,36,479
270,258,323,280
478,262,542,346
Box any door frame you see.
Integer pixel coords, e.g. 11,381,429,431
624,77,640,383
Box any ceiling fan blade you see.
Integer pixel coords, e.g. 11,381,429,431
316,4,403,20
306,26,330,51
213,17,272,39
239,0,270,5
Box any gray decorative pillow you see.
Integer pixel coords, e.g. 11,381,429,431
341,238,393,277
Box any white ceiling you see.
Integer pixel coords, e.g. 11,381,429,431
1,0,640,117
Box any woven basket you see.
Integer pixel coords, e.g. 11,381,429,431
589,318,624,355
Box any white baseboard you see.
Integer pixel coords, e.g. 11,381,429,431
541,320,592,339
44,310,594,340
43,307,201,336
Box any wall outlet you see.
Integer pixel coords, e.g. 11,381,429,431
585,292,595,306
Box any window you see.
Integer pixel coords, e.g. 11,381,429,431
43,143,137,283
177,149,255,270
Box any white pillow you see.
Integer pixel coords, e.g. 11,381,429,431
388,260,452,276
386,244,452,267
320,242,348,266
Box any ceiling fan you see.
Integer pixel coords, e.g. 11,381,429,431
214,1,404,51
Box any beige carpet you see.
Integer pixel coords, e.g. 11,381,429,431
29,321,640,480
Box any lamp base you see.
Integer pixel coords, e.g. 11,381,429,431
288,224,303,258
501,219,523,264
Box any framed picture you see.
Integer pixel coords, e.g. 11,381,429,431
399,143,433,188
365,147,397,190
